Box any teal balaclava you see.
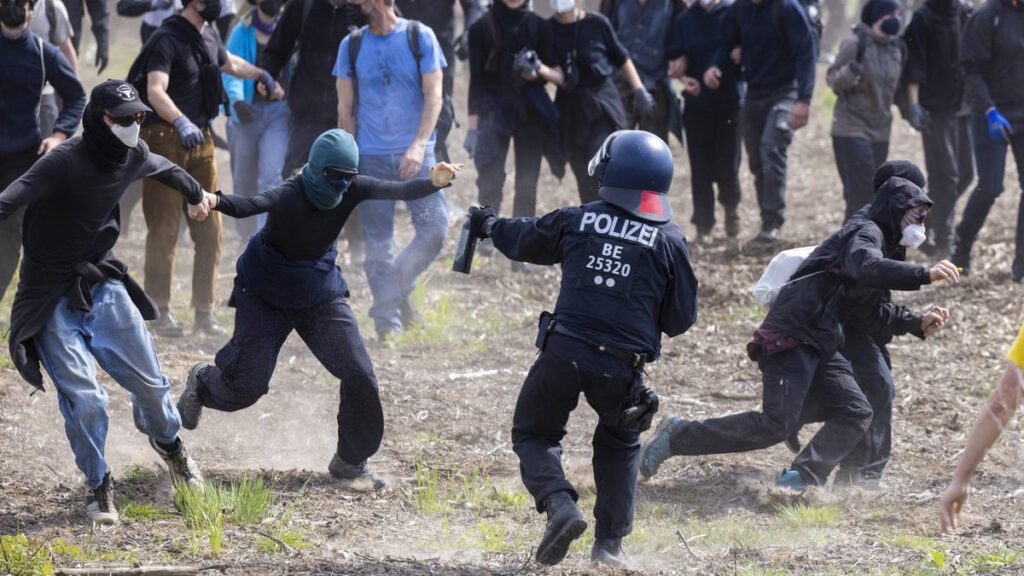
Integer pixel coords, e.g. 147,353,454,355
301,129,359,210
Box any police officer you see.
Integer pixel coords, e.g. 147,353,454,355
463,130,698,567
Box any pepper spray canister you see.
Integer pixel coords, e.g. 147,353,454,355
452,217,477,274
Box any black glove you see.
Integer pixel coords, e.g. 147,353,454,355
463,129,478,159
632,88,656,119
94,28,110,73
513,49,541,81
468,205,496,239
846,60,862,79
233,101,255,124
907,103,931,133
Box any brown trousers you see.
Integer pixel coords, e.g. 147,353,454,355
141,123,222,313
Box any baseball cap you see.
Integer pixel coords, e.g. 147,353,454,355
90,80,152,117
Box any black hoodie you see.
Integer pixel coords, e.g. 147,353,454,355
902,0,970,113
760,178,934,354
961,0,1024,120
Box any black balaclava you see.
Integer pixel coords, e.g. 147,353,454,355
83,103,131,173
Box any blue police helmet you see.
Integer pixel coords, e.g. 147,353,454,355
587,130,673,223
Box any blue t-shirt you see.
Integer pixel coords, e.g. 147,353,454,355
333,20,447,156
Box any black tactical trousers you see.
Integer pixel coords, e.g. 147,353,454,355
683,106,742,233
512,333,641,540
922,111,974,256
668,345,872,486
742,88,797,231
475,106,547,218
833,331,895,483
196,284,384,466
0,148,35,302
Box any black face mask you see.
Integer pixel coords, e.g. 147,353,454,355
0,3,28,28
258,0,282,17
199,0,220,22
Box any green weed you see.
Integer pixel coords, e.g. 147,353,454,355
881,533,943,553
173,480,228,556
116,500,175,522
413,462,449,514
412,462,531,514
257,528,312,555
775,503,842,528
0,533,53,576
48,540,139,565
966,548,1020,572
476,521,510,553
229,475,274,525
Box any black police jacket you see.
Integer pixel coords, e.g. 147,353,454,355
760,178,933,354
490,201,698,360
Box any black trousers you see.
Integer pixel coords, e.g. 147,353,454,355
475,106,547,218
512,333,642,540
0,148,36,302
683,106,742,233
922,112,974,255
567,115,619,205
196,284,384,466
742,88,797,231
833,331,894,483
833,136,889,221
668,345,872,486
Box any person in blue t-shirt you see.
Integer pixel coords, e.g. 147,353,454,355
334,0,448,344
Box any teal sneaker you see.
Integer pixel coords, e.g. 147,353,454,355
776,468,807,491
639,416,682,479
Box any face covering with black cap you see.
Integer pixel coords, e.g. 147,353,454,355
301,129,359,210
83,103,132,173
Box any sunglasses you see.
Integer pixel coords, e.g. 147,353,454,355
323,166,357,186
105,111,146,127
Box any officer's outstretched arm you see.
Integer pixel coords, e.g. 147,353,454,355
490,208,573,266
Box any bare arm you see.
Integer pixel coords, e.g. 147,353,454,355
221,51,263,79
940,363,1023,531
147,70,186,125
58,38,78,72
619,59,644,91
537,63,564,87
336,76,355,133
398,68,444,179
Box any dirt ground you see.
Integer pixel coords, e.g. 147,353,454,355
4,15,1024,576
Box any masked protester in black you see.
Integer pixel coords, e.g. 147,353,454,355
902,0,974,259
395,0,484,163
548,0,655,204
462,130,698,568
465,0,563,227
176,129,459,493
641,169,963,490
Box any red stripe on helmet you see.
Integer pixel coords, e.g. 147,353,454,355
638,190,664,216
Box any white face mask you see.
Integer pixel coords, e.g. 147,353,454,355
110,122,141,148
900,224,926,249
549,0,574,13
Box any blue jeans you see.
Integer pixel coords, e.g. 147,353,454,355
227,100,290,238
34,281,181,489
358,151,448,333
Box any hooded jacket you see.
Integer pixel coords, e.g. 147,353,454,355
827,23,904,143
961,0,1024,121
902,0,970,113
760,177,933,353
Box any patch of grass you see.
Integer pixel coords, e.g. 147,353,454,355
116,499,175,523
413,462,448,514
0,533,54,576
966,548,1020,573
394,291,457,347
475,521,510,553
881,532,943,553
775,503,842,528
173,480,228,556
229,475,274,525
48,540,139,565
257,528,312,555
411,462,532,514
121,464,159,483
417,432,442,445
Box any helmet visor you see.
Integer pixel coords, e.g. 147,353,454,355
587,131,627,177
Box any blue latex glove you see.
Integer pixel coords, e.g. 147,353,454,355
258,70,278,98
986,108,1014,143
173,116,205,150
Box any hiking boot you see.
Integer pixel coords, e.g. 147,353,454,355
400,296,423,328
747,226,781,248
328,454,388,492
151,308,184,338
776,468,807,491
177,364,207,431
86,472,119,526
724,206,740,239
194,312,227,336
639,416,681,480
536,491,587,566
591,538,629,568
784,430,801,454
150,437,204,492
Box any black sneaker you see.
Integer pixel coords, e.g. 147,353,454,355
150,309,184,338
150,437,204,491
328,454,388,492
784,429,802,454
194,312,227,336
86,471,119,526
177,364,208,430
591,538,629,568
535,492,587,566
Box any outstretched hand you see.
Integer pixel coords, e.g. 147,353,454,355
429,162,464,188
929,260,961,284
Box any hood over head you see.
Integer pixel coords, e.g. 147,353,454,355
867,176,934,244
873,160,926,191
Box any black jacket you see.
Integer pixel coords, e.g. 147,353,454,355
761,178,933,354
961,0,1024,120
260,0,365,121
902,0,970,113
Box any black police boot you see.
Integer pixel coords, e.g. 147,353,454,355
591,537,629,568
194,311,227,336
535,491,587,566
